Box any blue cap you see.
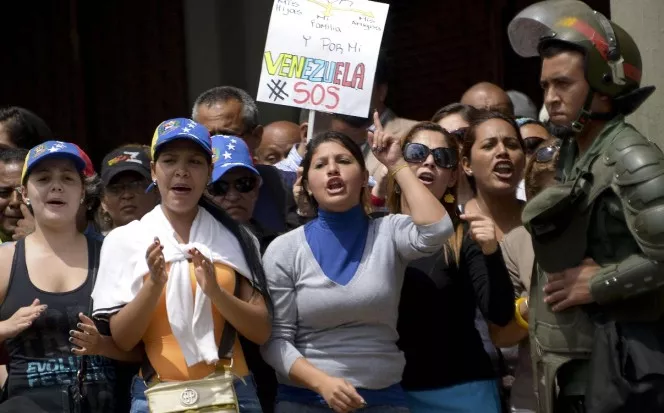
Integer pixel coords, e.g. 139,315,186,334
210,135,260,183
22,141,88,183
150,118,212,159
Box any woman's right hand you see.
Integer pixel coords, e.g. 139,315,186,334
317,376,366,413
294,167,315,217
0,298,47,339
146,237,168,286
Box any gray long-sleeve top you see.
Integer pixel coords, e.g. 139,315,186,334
260,213,454,389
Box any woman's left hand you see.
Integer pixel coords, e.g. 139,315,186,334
368,110,405,171
191,248,220,297
70,313,104,356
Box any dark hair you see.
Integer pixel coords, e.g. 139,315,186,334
517,118,546,129
331,113,372,129
192,86,259,132
0,107,54,149
153,143,272,311
461,110,525,193
524,138,560,200
301,131,367,211
84,173,104,222
199,196,272,312
431,103,480,125
0,148,28,164
386,122,464,264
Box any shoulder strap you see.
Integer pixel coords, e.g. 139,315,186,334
4,240,26,305
217,271,242,360
73,235,101,401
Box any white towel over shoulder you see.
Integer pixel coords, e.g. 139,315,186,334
92,205,253,366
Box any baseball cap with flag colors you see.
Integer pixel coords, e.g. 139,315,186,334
211,135,260,183
22,141,93,183
150,118,212,159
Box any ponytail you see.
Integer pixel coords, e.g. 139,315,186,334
198,196,273,313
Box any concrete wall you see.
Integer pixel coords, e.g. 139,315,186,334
182,0,299,124
611,0,664,146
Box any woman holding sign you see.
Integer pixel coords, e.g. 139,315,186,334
261,112,454,413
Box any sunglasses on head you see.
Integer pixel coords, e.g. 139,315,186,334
535,145,559,163
403,142,458,169
447,128,468,142
523,137,546,155
207,176,258,197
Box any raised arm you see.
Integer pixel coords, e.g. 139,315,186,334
368,111,447,226
109,238,167,351
190,248,271,345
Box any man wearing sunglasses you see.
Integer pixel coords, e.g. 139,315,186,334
0,148,27,243
207,134,279,413
510,1,664,412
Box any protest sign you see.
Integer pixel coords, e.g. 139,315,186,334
257,0,389,118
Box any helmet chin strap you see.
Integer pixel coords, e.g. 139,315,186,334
571,89,596,134
556,89,615,183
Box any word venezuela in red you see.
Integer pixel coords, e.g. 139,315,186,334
264,52,366,90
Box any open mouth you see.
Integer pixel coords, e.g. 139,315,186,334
326,177,346,194
417,171,435,185
46,199,66,207
493,161,515,179
171,184,192,195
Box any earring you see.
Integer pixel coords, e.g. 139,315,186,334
466,170,473,176
24,199,30,206
444,193,455,204
80,198,85,205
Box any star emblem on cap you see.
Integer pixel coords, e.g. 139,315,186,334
223,151,232,159
231,139,237,144
227,143,235,150
183,127,191,133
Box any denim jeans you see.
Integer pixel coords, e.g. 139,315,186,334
130,374,263,413
275,401,410,413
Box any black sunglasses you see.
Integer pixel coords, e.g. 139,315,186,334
523,137,546,155
535,145,559,163
403,142,458,169
207,176,258,197
447,128,468,142
106,180,150,196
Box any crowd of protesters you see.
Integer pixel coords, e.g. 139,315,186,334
1,1,663,413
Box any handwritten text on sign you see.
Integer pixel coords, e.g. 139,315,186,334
257,0,389,117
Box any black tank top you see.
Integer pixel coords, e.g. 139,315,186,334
0,236,116,412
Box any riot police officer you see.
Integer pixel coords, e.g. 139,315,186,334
508,1,664,412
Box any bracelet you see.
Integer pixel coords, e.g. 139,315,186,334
390,163,409,179
514,297,529,330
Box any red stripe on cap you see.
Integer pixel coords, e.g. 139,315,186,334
570,19,642,83
74,144,96,177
